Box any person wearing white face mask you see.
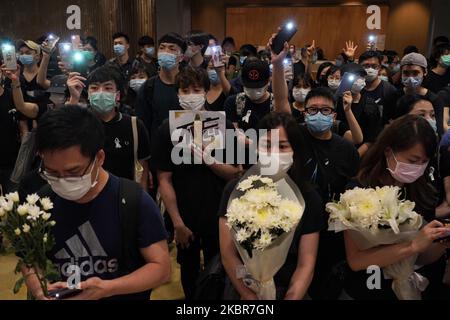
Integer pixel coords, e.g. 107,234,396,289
335,63,383,157
205,57,234,111
125,63,151,111
342,115,450,300
219,112,324,300
290,72,313,124
224,57,273,131
26,106,170,301
324,65,341,92
358,51,398,126
185,32,209,68
67,65,151,191
153,66,242,300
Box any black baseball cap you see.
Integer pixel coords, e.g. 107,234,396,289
241,58,270,88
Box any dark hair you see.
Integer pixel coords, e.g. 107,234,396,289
430,43,450,68
138,36,154,47
36,105,105,158
324,65,341,79
258,113,311,191
175,66,210,91
304,87,336,107
239,44,257,58
293,72,314,89
85,36,98,51
258,49,271,61
222,37,235,47
316,47,325,60
359,50,382,65
187,31,210,55
130,62,152,78
87,65,124,94
433,35,450,47
403,45,419,55
158,32,187,53
316,62,334,86
208,34,218,43
393,94,433,119
358,114,438,213
112,32,130,44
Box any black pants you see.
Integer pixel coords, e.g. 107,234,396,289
177,233,219,300
0,167,16,195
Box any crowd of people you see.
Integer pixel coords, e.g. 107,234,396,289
1,27,450,300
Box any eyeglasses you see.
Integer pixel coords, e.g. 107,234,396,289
39,159,95,182
305,106,335,116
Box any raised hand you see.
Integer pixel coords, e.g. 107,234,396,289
267,29,289,65
343,41,358,60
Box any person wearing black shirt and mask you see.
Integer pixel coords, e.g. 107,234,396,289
135,36,158,78
424,43,450,94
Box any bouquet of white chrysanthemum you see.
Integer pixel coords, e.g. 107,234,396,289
326,186,427,300
0,192,58,299
226,168,305,300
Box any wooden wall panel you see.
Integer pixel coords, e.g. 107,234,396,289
225,5,389,60
0,0,155,59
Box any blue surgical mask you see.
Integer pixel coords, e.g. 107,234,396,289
208,69,219,84
89,92,117,113
114,44,126,56
145,47,155,57
240,56,247,65
158,52,178,70
379,75,389,82
427,118,437,133
19,54,35,66
305,113,334,134
402,76,423,88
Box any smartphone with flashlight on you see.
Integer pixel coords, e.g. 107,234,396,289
335,72,356,97
59,42,73,70
71,51,89,76
368,35,377,50
45,33,60,50
1,44,17,71
211,45,224,67
271,21,298,55
71,35,82,50
48,288,83,300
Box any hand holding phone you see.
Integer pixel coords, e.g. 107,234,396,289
433,218,450,243
48,287,83,300
335,72,357,97
211,46,224,68
43,34,60,54
1,44,17,71
271,22,298,55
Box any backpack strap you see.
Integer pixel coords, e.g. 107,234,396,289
118,178,145,275
235,92,247,117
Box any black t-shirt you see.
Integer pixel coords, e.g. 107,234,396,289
0,89,20,168
224,93,272,131
102,112,151,181
106,58,135,82
48,174,167,300
206,92,228,112
300,125,360,202
362,80,398,125
217,177,325,298
336,94,383,143
423,69,450,94
136,75,181,154
18,73,49,119
151,119,236,235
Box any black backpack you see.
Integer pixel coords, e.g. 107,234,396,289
38,178,145,276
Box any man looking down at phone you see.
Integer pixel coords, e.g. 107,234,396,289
66,65,151,191
22,106,169,300
270,36,360,298
184,32,209,69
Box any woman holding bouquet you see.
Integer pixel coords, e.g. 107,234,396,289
218,112,325,300
342,114,450,300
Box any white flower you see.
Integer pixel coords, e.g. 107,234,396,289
27,205,41,221
0,199,14,212
41,212,51,221
5,192,19,203
49,221,56,226
17,204,29,216
43,234,48,243
0,208,5,218
22,224,30,233
40,197,53,211
237,175,260,191
26,194,40,205
235,228,251,243
14,228,21,236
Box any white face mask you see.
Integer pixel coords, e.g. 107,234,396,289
351,78,366,94
129,79,146,92
179,94,205,111
244,85,268,101
365,68,379,83
328,79,341,91
258,150,294,176
44,159,99,201
292,88,310,103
